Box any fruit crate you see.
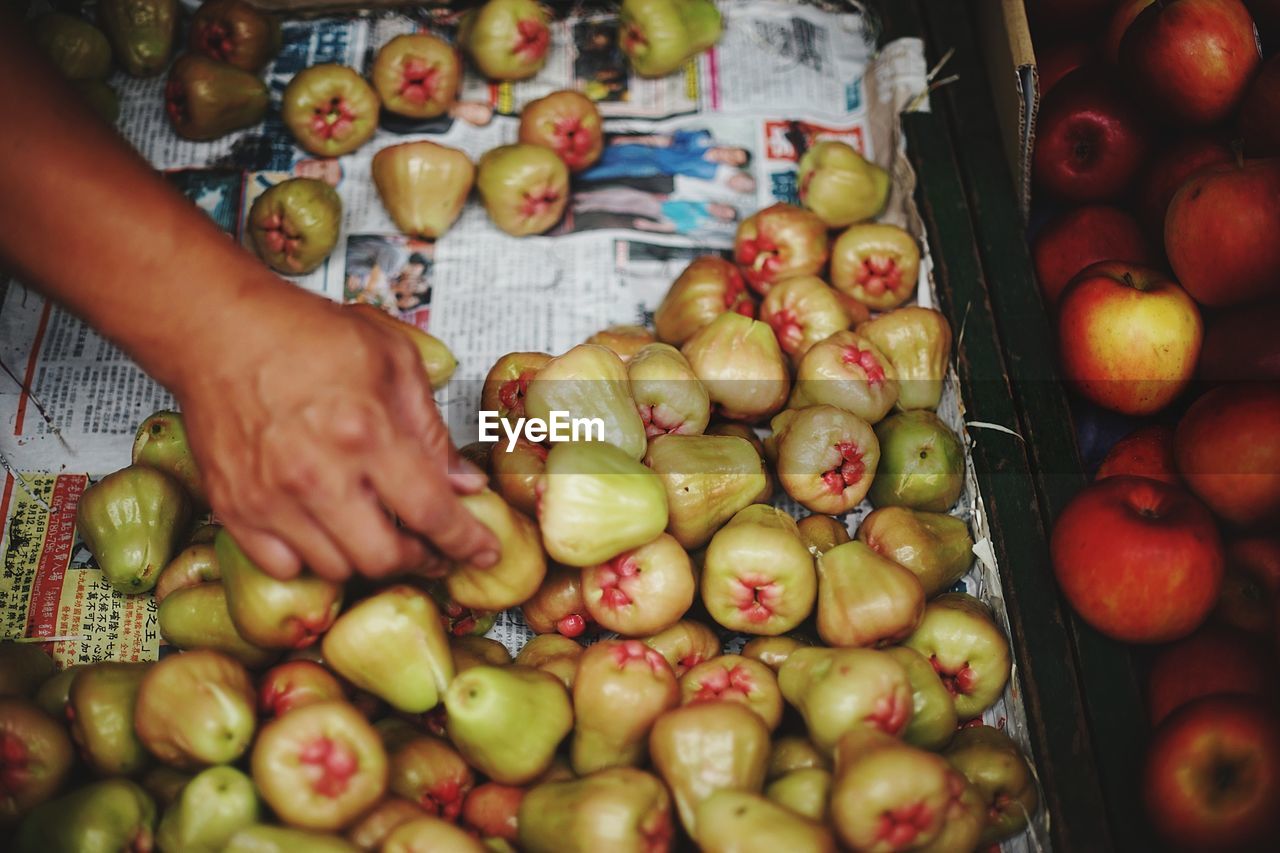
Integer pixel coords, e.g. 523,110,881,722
882,1,1163,850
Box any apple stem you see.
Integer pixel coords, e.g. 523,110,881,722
1230,138,1245,170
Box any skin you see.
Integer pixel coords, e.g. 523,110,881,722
0,15,499,581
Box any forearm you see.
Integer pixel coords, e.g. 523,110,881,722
0,12,312,395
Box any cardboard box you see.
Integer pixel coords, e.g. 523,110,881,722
974,0,1037,215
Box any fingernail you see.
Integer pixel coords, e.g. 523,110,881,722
473,549,500,569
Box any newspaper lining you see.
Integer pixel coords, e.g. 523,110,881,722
0,3,1047,848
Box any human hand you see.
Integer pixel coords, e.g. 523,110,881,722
174,281,500,581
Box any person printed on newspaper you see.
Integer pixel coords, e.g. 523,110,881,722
0,10,501,584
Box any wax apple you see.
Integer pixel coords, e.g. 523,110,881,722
857,506,974,596
1032,205,1152,307
585,325,656,363
1166,159,1280,307
525,344,647,459
134,650,256,769
695,790,836,852
1057,262,1202,415
1121,0,1261,126
654,256,754,346
830,223,920,310
791,331,898,423
372,141,474,240
884,646,959,751
154,543,218,603
869,410,964,511
1135,135,1233,236
155,765,259,853
582,534,695,636
640,619,723,677
778,647,913,751
444,666,572,785
461,783,522,842
218,532,342,649
132,410,204,507
0,698,73,822
518,768,674,853
904,593,1012,720
649,702,769,836
521,566,591,637
99,0,175,77
164,53,268,142
348,799,427,850
519,91,604,172
830,729,968,852
251,701,387,830
373,33,459,119
701,505,816,635
1032,68,1150,202
760,275,857,365
14,779,156,853
644,434,766,550
459,0,550,81
764,768,831,821
816,540,925,648
514,634,583,689
857,306,952,412
945,726,1039,846
798,140,890,228
1147,626,1277,725
158,583,277,667
1198,300,1280,384
451,636,511,673
476,143,569,236
188,0,280,72
257,660,345,719
282,64,379,157
796,514,851,556
1175,383,1280,528
772,405,881,514
1144,696,1280,850
76,465,189,594
1051,476,1224,642
619,0,720,78
445,489,546,612
571,639,679,774
628,343,710,438
682,312,790,422
386,733,473,820
322,585,454,713
1239,55,1280,156
536,442,669,567
247,177,342,276
679,654,782,731
67,661,149,776
733,203,830,295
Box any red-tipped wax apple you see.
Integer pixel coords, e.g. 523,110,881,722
134,650,256,769
791,331,899,424
903,593,1012,720
251,701,387,830
682,312,790,422
772,405,880,515
481,351,551,424
514,633,583,689
459,0,551,82
477,143,569,236
570,639,679,774
188,0,281,73
760,275,857,366
0,698,73,822
944,725,1039,846
830,223,920,310
734,203,830,295
644,433,767,550
282,64,380,157
386,734,474,821
372,141,474,240
856,306,952,412
521,566,592,638
701,504,816,635
678,654,783,731
257,660,346,720
584,325,657,363
654,256,754,346
519,90,604,172
857,506,974,597
628,343,711,438
777,647,913,752
445,489,546,612
640,619,723,677
217,531,343,649
816,540,925,649
525,343,648,459
582,533,696,636
247,177,342,276
884,646,959,752
517,767,674,853
372,33,460,119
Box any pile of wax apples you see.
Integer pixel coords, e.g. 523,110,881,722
1024,0,1280,849
27,0,724,267
1,161,1038,851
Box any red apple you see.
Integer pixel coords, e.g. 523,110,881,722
1121,0,1261,126
1032,68,1151,202
1239,54,1280,156
1057,262,1202,416
1229,537,1280,596
1144,696,1280,851
1134,135,1234,238
1051,476,1224,643
1032,205,1153,307
1166,159,1280,308
1198,300,1280,383
1104,0,1156,64
1095,423,1180,486
1147,626,1277,724
1036,40,1094,97
1175,384,1280,528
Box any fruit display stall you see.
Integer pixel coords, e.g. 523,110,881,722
2,0,1272,851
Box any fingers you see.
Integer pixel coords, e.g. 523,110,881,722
223,525,302,581
446,449,489,494
310,480,429,580
372,442,500,569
